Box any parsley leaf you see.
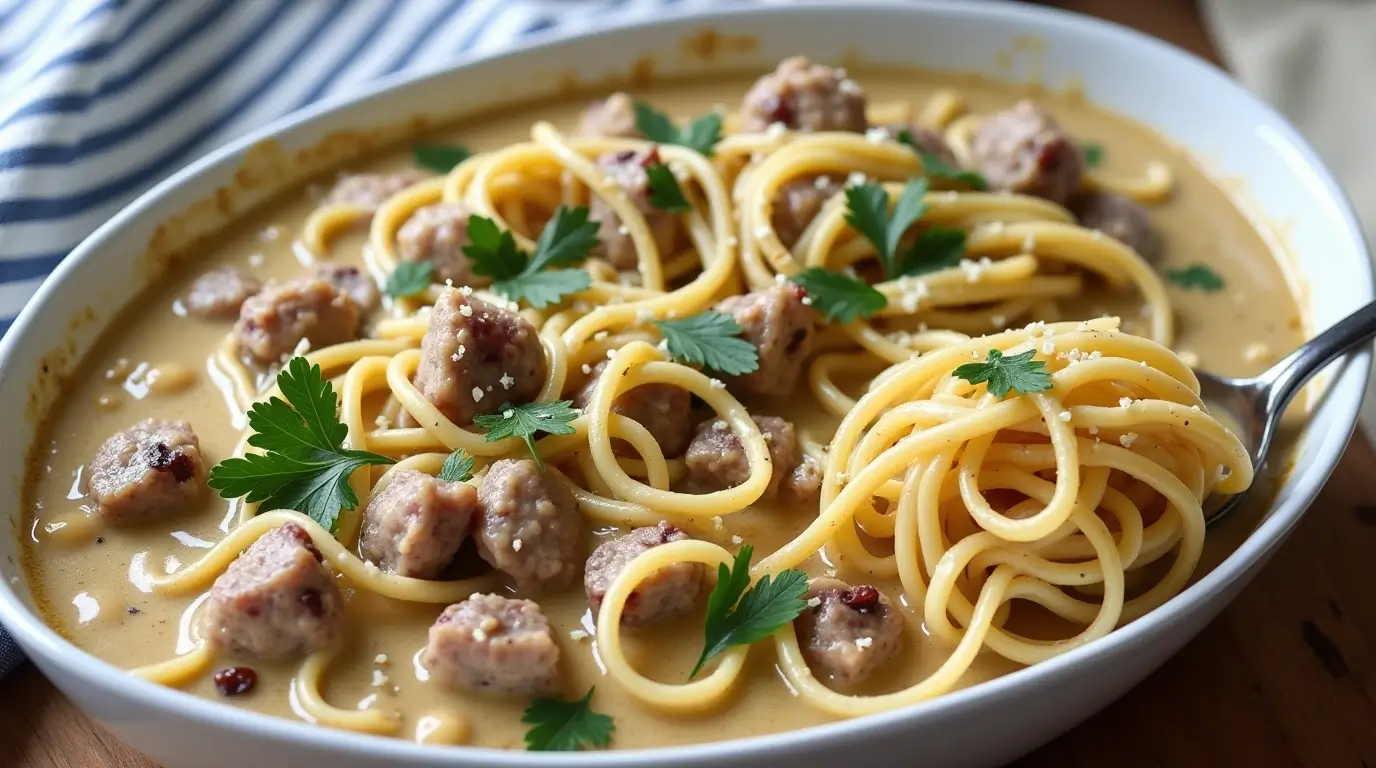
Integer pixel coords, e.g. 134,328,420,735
1165,263,1224,293
897,225,966,277
844,179,932,280
690,544,809,679
653,311,759,376
464,215,525,280
522,687,614,752
645,163,692,213
464,206,596,309
437,449,475,483
384,261,432,298
1081,142,1105,168
472,400,579,470
529,205,600,271
632,101,723,156
897,129,988,190
413,144,472,173
790,267,887,324
208,358,395,532
952,348,1053,398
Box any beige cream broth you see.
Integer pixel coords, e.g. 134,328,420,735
23,68,1305,750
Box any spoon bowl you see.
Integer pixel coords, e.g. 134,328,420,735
1196,299,1376,524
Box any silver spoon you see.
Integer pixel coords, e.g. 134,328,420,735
1197,300,1376,525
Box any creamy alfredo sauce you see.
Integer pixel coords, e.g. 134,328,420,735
22,69,1305,750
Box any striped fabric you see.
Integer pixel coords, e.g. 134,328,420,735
0,0,759,676
0,0,754,337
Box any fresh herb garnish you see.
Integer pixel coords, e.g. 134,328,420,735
899,225,967,277
633,101,723,157
645,163,692,213
897,129,988,190
1164,263,1224,293
384,261,432,298
472,400,579,470
1081,142,1105,168
653,311,759,376
689,545,809,679
437,449,475,483
522,687,614,752
845,178,968,281
790,267,888,323
412,144,472,173
952,348,1053,398
464,206,598,309
208,358,396,532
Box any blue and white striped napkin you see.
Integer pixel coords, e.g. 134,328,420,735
0,0,740,336
0,0,744,677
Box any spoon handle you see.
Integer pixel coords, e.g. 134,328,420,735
1261,299,1376,415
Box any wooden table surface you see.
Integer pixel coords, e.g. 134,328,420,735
5,1,1376,766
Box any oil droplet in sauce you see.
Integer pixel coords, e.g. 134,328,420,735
72,592,100,624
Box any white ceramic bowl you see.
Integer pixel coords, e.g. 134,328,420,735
0,3,1369,767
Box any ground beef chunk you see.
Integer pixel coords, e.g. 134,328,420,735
715,284,815,397
1069,193,1163,263
741,57,867,134
572,360,692,458
396,202,488,287
588,148,683,272
475,459,582,593
423,594,559,696
575,92,640,139
185,267,261,320
584,522,703,626
684,415,803,497
969,100,1083,205
771,175,840,249
204,523,343,660
784,457,823,504
359,469,478,579
795,577,903,687
313,264,380,312
886,124,959,167
89,418,206,524
412,289,545,425
324,171,424,213
233,277,360,366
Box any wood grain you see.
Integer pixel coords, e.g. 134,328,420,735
4,2,1374,767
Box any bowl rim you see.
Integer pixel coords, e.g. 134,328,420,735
0,1,1370,765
